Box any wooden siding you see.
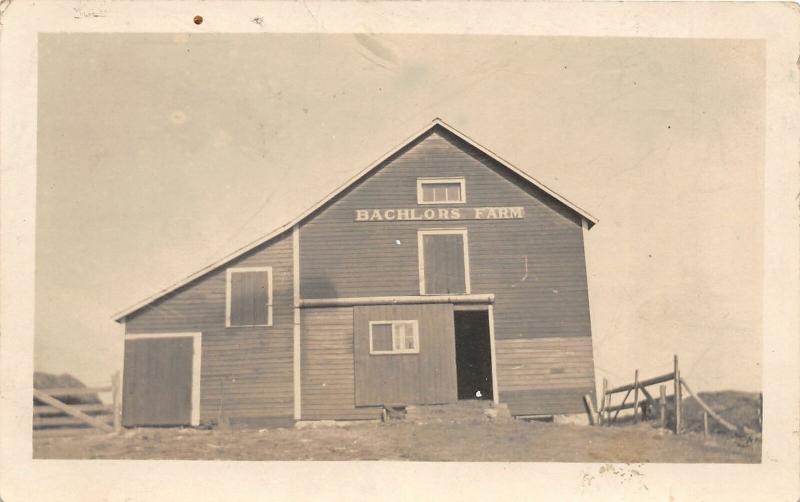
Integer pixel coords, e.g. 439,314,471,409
501,388,592,416
496,337,596,415
300,127,592,340
125,233,294,422
353,304,457,406
123,337,193,426
301,307,382,420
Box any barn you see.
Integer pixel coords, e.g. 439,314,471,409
113,118,598,427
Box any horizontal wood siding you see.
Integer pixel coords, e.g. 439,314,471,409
301,307,382,420
300,127,592,341
353,304,457,406
125,233,294,422
496,337,596,415
501,388,592,416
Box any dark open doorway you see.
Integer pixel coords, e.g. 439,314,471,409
454,310,493,400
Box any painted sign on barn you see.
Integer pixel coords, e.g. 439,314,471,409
354,206,525,222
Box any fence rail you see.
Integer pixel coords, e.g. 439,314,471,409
33,372,121,436
37,386,112,397
34,403,112,415
605,372,674,395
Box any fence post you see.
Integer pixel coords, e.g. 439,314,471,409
674,354,681,434
633,369,640,424
112,371,122,432
601,378,608,425
659,384,666,430
583,394,597,425
703,411,709,437
758,393,763,428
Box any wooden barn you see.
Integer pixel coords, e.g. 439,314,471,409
113,118,598,427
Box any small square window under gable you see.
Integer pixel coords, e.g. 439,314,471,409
417,177,466,204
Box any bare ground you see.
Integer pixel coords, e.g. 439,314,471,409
33,419,760,463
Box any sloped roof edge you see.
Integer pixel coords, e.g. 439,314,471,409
112,118,597,322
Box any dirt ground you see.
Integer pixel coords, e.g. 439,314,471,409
33,419,760,463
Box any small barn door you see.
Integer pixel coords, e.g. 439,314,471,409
123,334,200,427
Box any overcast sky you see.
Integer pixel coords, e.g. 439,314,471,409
36,34,764,393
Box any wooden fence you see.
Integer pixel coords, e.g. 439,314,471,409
585,355,760,439
586,355,681,431
33,372,122,436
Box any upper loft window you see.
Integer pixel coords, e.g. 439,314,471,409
226,267,273,327
417,177,466,205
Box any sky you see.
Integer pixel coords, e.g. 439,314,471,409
35,33,764,393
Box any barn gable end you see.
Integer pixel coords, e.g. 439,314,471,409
115,118,598,424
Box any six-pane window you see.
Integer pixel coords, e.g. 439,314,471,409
226,267,272,327
417,177,466,204
369,320,419,354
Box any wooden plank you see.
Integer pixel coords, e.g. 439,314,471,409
674,355,681,434
32,390,113,432
605,400,646,413
112,370,122,432
36,387,111,396
680,378,740,434
293,224,302,420
640,385,655,404
611,388,632,423
33,428,105,438
659,384,666,430
633,369,640,424
583,394,596,425
301,294,493,308
34,415,112,427
488,305,499,405
606,372,674,394
34,403,112,415
600,378,608,419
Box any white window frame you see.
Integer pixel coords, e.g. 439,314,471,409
125,332,202,426
417,228,471,295
369,320,420,355
225,266,273,328
416,177,466,205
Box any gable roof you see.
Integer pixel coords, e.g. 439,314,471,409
113,118,597,322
